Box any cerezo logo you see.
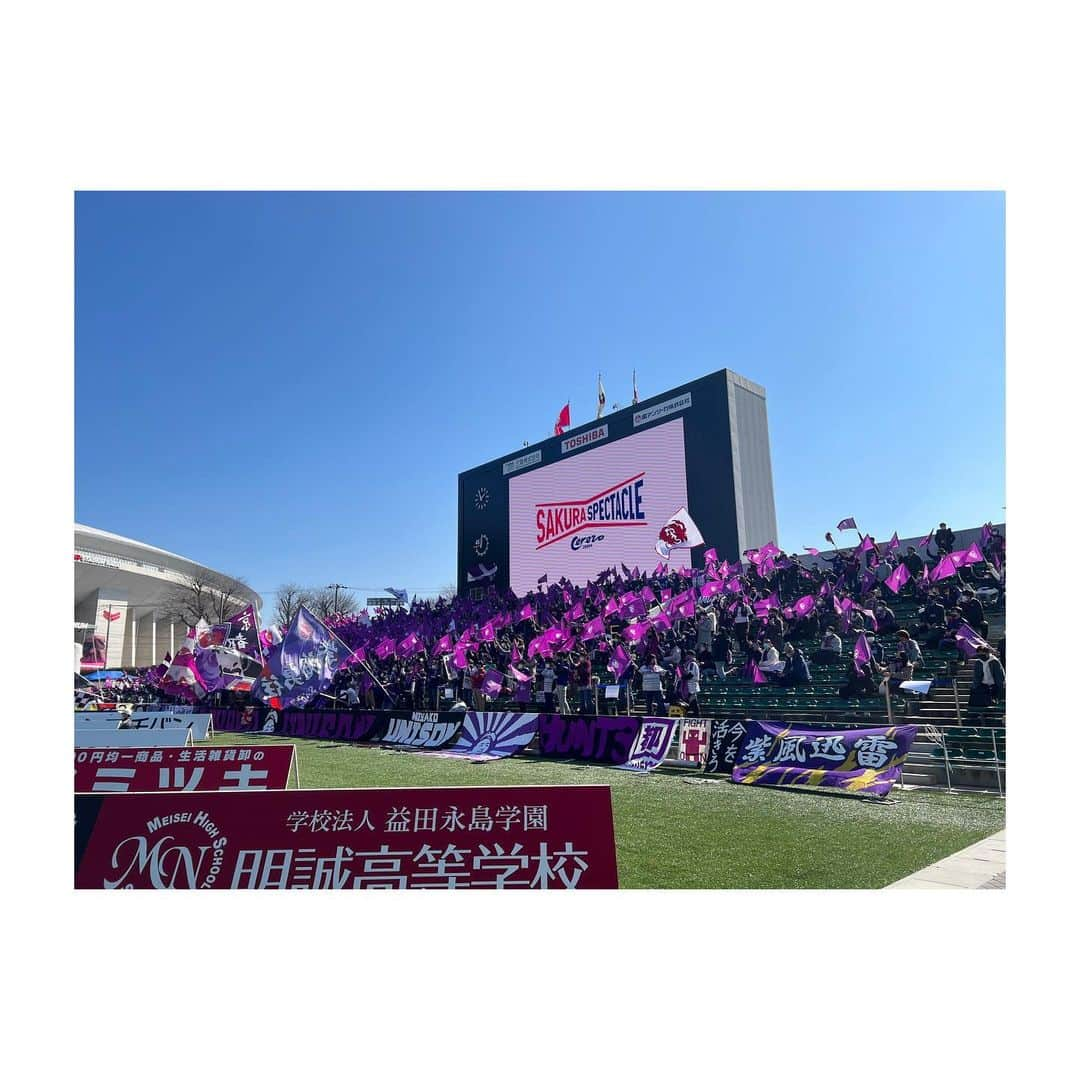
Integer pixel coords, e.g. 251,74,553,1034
103,810,228,889
570,534,605,551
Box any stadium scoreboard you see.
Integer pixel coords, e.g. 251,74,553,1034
457,369,778,597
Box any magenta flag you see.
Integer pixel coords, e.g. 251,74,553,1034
794,595,816,617
582,616,605,641
608,645,631,679
955,622,990,659
853,633,872,670
930,556,957,582
479,622,496,643
518,602,536,621
960,542,985,566
839,596,853,612
833,595,844,616
700,580,723,599
837,518,857,531
569,600,585,621
623,623,650,643
451,646,468,670
640,586,656,604
509,663,531,683
718,560,731,577
857,534,875,554
661,589,672,603
753,600,772,618
433,634,452,656
887,532,900,552
704,547,718,564
511,644,522,663
884,562,911,594
650,611,672,631
481,669,505,697
919,529,934,548
653,561,666,576
526,637,543,658
619,590,639,610
677,598,696,620
375,638,396,661
750,661,768,685
624,598,647,618
804,546,820,556
723,577,743,595
603,597,620,616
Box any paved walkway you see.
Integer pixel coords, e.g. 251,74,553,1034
885,830,1006,889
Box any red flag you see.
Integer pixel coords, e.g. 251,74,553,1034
554,402,571,436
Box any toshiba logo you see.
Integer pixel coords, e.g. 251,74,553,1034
561,425,608,454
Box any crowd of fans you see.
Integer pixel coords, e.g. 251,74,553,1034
81,521,1006,719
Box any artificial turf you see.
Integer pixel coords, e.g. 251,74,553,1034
214,732,1006,889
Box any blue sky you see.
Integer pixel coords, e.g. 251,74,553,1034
75,191,1004,607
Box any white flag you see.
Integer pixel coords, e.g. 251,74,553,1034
655,506,705,560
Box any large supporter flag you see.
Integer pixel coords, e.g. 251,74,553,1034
655,506,704,561
554,402,571,436
160,629,207,703
253,606,351,710
223,604,263,660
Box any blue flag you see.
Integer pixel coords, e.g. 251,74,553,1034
253,606,350,709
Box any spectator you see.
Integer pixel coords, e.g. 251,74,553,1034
684,651,702,716
540,661,556,713
895,629,922,670
969,645,1006,709
812,629,843,666
934,522,956,555
838,657,884,699
640,656,667,717
554,657,571,713
960,590,990,639
574,652,593,714
779,646,812,686
696,607,717,654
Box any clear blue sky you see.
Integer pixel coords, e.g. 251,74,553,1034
75,191,1004,607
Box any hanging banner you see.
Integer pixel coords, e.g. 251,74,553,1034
209,707,264,733
378,712,464,749
276,710,389,743
74,784,619,889
730,721,918,797
123,713,214,741
75,728,194,749
702,719,751,775
676,720,711,765
616,716,678,772
535,713,640,766
74,744,295,793
429,711,540,762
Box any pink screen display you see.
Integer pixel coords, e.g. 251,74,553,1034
509,418,690,594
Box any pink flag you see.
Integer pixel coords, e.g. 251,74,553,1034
930,555,957,582
582,616,605,641
375,638,396,660
857,534,875,554
569,600,585,621
433,634,453,656
509,663,531,683
837,518,857,531
518,602,535,621
804,546,820,556
511,644,521,663
623,623,650,643
650,611,672,632
704,547,718,564
887,532,900,552
794,595,816,617
603,597,620,616
750,661,768,685
960,542,985,566
677,598,696,620
699,580,723,599
884,562,910,594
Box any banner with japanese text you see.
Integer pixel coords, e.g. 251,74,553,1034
703,719,751,775
730,721,918,797
676,720,711,765
616,716,678,772
378,711,464,749
74,785,619,889
74,744,295,793
535,713,641,766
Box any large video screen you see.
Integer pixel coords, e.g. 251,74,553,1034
508,419,690,594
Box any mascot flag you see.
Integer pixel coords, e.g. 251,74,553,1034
253,605,352,710
655,506,704,561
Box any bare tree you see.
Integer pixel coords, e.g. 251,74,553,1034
273,583,310,628
160,571,252,629
307,586,358,620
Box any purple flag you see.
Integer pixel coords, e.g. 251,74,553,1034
222,604,262,660
857,534,875,554
837,518,857,531
650,611,673,631
640,586,656,604
481,668,505,697
704,547,718,564
884,562,911,594
723,577,743,595
955,622,991,658
519,602,536,621
804,546,820,556
433,634,453,656
509,663,531,683
654,561,666,576
582,615,605,641
981,523,993,546
253,606,351,710
624,597,647,618
793,594,816,618
603,597,620,616
608,645,631,679
452,645,469,670
676,598,696,620
569,600,585,621
919,528,934,548
930,555,957,582
853,633,872,671
699,580,724,600
749,661,767,685
623,622,650,643
960,542,985,566
887,531,900,552
375,638,396,661
479,621,496,642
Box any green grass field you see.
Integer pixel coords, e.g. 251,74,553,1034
216,732,1005,888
